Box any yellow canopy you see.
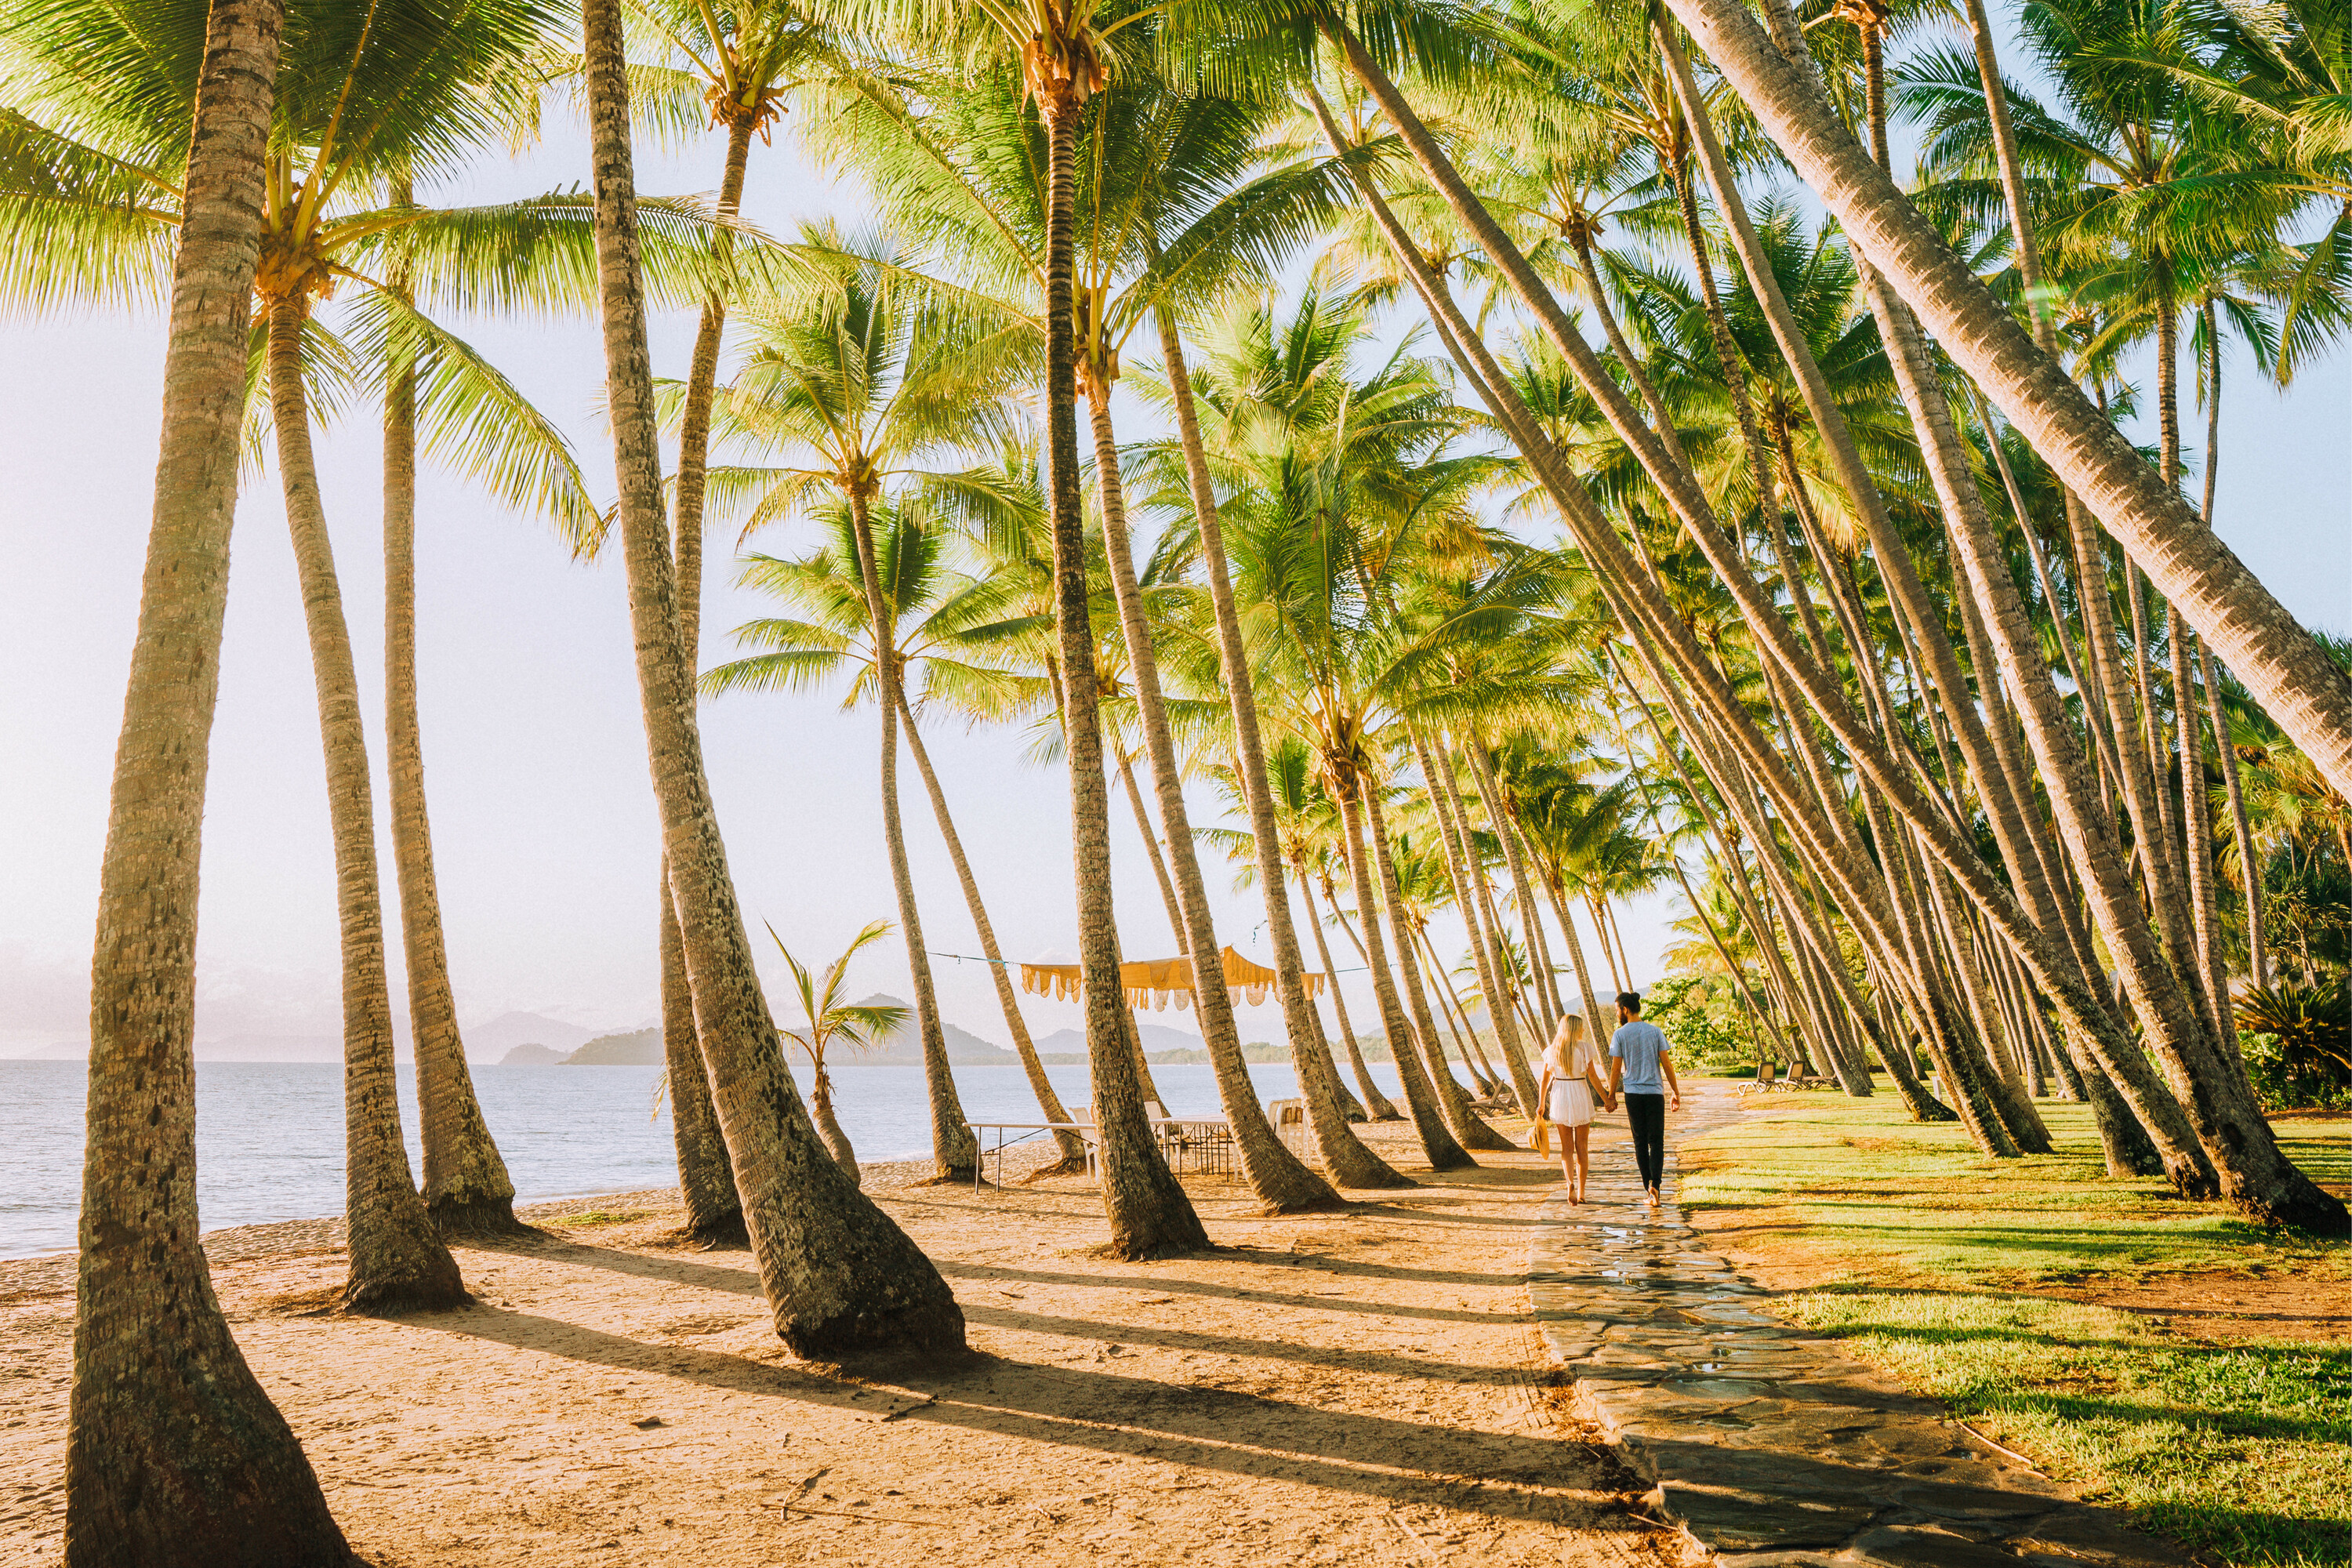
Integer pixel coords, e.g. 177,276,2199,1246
1018,946,1325,1011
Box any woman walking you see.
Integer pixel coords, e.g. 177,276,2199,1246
1538,1014,1613,1203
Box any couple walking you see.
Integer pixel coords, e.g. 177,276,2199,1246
1537,992,1682,1207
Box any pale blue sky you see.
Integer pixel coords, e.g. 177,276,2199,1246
0,60,2343,1057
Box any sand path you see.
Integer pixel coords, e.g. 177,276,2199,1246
2,1118,1670,1567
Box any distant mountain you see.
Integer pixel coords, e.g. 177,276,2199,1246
466,1011,597,1058
561,1029,663,1065
499,1042,568,1066
1033,1021,1204,1060
844,994,1018,1065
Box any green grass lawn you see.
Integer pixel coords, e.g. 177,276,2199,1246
1682,1094,2352,1566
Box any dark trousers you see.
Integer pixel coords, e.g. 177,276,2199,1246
1624,1093,1667,1191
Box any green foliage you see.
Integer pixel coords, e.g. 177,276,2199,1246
2237,978,2352,1109
1643,973,1759,1073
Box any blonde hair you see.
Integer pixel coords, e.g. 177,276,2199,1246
1543,1013,1587,1073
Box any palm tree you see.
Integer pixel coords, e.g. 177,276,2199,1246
1207,736,1404,1120
50,0,352,1554
582,0,964,1355
809,30,1385,1200
702,491,1091,1169
599,2,835,1232
771,920,909,1178
1646,0,2352,803
1177,287,1515,1166
841,0,1207,1256
691,228,1047,1179
2,0,751,1284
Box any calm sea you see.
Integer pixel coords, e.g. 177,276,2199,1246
0,1058,1407,1260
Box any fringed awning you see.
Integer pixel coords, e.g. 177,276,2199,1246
1018,946,1325,1011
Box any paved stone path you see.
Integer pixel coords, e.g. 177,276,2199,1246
1526,1088,2198,1566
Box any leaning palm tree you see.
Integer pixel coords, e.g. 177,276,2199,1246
0,0,750,1285
841,0,1207,1255
1635,0,2352,800
689,227,1034,1181
831,53,1374,1203
587,0,838,1238
583,0,964,1356
1178,288,1511,1167
771,920,909,1179
701,492,1091,1169
44,0,351,1555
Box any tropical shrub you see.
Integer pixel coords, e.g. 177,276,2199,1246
2235,980,2352,1110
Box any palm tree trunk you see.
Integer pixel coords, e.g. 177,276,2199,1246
1662,143,1776,514
267,294,466,1315
67,4,349,1552
1083,383,1339,1210
1116,743,1189,955
1363,782,1513,1151
1461,739,1564,1031
897,694,1088,1168
382,266,518,1236
661,866,742,1239
656,107,759,1232
1655,0,2352,801
583,0,971,1347
1336,785,1472,1169
1414,728,1541,1113
2174,620,2240,1068
1421,927,1503,1098
1428,734,1545,1056
809,1059,859,1178
2211,655,2267,988
2198,310,2264,990
2129,566,2183,893
1308,874,1402,1119
842,489,978,1181
1566,221,1685,458
1149,300,1406,1185
1030,79,1206,1258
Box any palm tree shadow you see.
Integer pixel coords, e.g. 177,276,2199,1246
411,1304,1607,1520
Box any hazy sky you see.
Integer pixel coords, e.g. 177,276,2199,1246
2,86,2345,1058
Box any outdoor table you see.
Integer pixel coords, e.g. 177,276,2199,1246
961,1116,1235,1190
964,1121,1085,1192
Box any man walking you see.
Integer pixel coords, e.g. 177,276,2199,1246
1606,992,1681,1208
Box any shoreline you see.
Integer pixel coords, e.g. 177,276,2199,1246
0,1146,1063,1289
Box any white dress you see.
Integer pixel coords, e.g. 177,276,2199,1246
1547,1045,1595,1127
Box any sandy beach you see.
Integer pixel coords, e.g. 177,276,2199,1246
0,1117,1672,1567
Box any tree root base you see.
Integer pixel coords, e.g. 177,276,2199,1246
1329,1165,1420,1191
342,1279,472,1318
670,1213,750,1250
1256,1192,1355,1217
1024,1156,1092,1181
427,1196,535,1240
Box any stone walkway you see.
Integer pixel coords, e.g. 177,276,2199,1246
1525,1088,2198,1566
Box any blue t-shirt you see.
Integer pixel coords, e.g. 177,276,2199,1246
1611,1020,1669,1093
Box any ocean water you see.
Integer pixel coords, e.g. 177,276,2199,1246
0,1056,1409,1260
